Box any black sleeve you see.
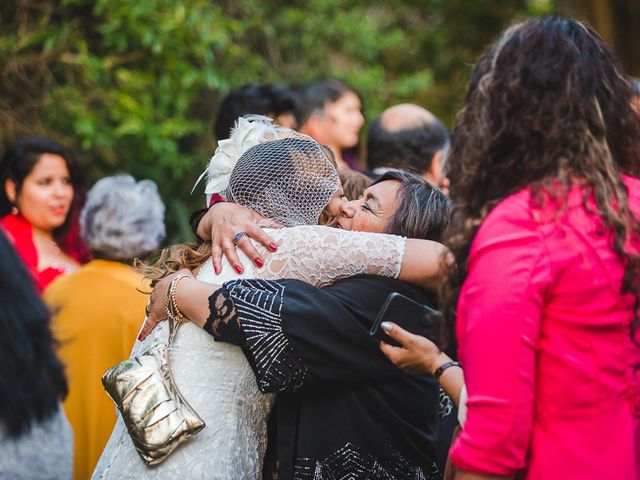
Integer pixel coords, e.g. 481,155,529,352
189,207,210,244
206,276,431,393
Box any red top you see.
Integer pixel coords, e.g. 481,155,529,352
1,213,88,291
451,176,640,479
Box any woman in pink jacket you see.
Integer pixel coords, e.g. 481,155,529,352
382,17,640,480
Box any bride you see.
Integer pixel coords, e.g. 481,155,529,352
93,117,448,479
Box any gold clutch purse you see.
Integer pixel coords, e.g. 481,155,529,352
102,316,205,466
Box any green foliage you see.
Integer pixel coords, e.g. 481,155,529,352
0,0,553,243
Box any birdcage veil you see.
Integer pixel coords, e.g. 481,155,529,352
197,115,340,226
226,137,340,226
199,115,282,199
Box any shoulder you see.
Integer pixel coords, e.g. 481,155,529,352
1,213,30,236
91,264,149,301
265,225,342,240
264,224,331,238
45,262,146,301
472,189,540,252
43,269,75,304
265,225,404,245
479,189,535,232
266,225,403,238
327,275,432,304
1,214,36,261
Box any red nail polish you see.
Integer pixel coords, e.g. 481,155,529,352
255,258,264,267
214,265,220,275
234,265,243,274
137,334,142,341
269,243,278,252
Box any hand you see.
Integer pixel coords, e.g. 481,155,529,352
379,322,450,376
197,202,282,275
138,269,194,341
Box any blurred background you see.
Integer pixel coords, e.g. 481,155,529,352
2,0,639,243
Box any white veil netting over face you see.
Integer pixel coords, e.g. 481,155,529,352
200,115,340,227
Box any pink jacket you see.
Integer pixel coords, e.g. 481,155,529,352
450,178,640,479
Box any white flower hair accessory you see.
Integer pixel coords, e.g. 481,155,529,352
193,115,280,201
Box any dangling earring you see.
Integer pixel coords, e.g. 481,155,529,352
11,204,18,215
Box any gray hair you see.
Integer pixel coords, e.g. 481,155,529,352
81,175,166,261
373,170,451,241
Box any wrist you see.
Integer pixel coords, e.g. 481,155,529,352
428,353,453,377
196,215,212,241
176,277,216,328
196,195,226,241
168,274,194,323
433,359,462,380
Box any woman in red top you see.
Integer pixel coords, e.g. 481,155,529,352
1,137,89,290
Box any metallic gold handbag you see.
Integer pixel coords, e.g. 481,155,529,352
102,316,206,466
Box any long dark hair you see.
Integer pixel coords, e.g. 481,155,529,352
0,229,68,436
0,137,87,245
443,17,640,344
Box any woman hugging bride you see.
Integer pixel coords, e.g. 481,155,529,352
93,116,449,479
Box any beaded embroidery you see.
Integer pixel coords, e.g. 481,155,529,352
293,443,441,480
225,279,308,393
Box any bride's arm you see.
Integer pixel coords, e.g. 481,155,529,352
194,203,452,288
259,225,450,289
138,229,449,341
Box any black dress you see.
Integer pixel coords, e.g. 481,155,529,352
205,275,455,480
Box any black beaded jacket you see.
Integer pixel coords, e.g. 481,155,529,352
205,275,455,480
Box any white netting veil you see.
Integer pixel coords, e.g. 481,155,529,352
226,137,340,227
199,115,281,200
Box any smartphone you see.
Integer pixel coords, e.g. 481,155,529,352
370,292,438,347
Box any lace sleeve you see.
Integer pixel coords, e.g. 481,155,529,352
256,225,406,288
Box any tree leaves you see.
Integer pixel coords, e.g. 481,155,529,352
0,0,554,243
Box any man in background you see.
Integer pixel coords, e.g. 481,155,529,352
366,104,450,195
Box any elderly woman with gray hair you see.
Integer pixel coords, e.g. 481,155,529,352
44,174,165,480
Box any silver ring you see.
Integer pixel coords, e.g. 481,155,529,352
232,231,248,246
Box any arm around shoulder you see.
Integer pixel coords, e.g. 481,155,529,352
400,239,451,290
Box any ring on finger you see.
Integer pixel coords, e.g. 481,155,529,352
232,231,248,246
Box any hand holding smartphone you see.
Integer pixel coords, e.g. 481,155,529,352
370,292,438,347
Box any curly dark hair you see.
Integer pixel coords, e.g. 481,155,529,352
442,17,640,345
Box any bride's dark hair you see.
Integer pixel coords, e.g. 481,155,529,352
441,17,640,345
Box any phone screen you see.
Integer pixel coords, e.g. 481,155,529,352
370,292,437,347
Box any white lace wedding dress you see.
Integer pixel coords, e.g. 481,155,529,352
92,225,405,480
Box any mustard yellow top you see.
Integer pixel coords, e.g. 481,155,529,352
45,259,150,480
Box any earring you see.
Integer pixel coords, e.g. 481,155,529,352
11,206,18,215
